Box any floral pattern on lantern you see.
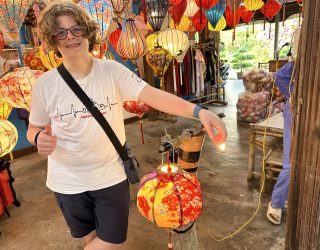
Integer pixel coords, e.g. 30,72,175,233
117,19,148,61
170,15,191,32
191,9,208,33
137,163,203,229
238,5,254,24
24,48,46,71
208,16,226,31
39,45,63,70
243,0,264,11
0,67,43,110
260,0,282,21
205,0,226,28
184,0,199,19
0,100,12,120
0,119,18,157
110,0,131,15
195,0,218,9
0,0,31,39
145,0,168,32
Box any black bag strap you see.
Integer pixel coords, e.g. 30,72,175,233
57,63,129,161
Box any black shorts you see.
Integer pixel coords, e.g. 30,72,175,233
54,180,130,244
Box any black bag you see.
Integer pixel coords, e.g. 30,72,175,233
57,64,140,184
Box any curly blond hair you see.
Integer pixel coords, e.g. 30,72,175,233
38,1,100,53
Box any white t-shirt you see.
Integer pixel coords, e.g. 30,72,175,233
29,59,148,194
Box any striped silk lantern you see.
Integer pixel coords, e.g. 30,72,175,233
178,131,205,172
0,101,12,120
0,120,18,157
146,33,158,52
137,163,203,228
260,0,282,21
170,0,187,25
145,0,169,32
108,28,126,60
208,15,226,31
170,15,192,32
39,45,63,70
225,5,240,28
195,0,218,9
146,45,173,89
0,67,43,110
205,0,226,28
238,5,254,24
191,9,208,33
157,28,188,94
0,31,4,52
184,0,199,19
117,19,148,61
24,48,46,71
104,49,114,60
243,0,264,11
110,0,131,16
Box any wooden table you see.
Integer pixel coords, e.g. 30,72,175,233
247,112,284,179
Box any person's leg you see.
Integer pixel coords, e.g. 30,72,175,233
84,238,123,250
84,230,96,244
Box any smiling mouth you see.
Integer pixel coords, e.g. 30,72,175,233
66,43,81,48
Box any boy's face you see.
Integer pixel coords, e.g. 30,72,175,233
54,15,89,59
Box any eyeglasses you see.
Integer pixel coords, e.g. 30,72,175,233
53,25,85,40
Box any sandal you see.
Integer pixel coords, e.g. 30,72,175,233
267,201,282,225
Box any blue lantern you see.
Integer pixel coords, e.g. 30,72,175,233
205,0,226,28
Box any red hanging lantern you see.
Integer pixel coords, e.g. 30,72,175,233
191,9,208,32
260,0,282,21
238,5,254,24
24,49,47,71
295,0,303,2
169,0,183,5
123,101,150,144
226,0,243,12
225,5,240,28
108,28,126,61
195,0,218,9
170,0,187,25
137,163,203,228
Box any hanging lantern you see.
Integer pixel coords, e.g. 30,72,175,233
23,1,46,26
123,101,150,144
0,120,18,157
226,0,242,12
91,42,108,59
0,67,43,110
170,15,192,32
0,31,4,52
146,33,158,52
169,0,182,5
225,5,240,28
145,0,168,32
38,45,63,70
208,16,226,31
195,0,218,9
243,0,264,11
184,0,199,19
295,0,302,2
170,0,187,25
0,101,12,120
78,0,113,42
110,0,131,16
24,48,46,71
191,9,208,33
238,5,254,24
137,163,203,228
117,19,148,61
205,0,226,28
146,46,173,89
108,28,123,58
0,0,31,41
260,0,282,21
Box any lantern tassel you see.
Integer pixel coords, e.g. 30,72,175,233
173,62,177,95
179,63,183,86
140,120,144,144
168,231,173,250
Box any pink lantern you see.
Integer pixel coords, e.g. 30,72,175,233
123,101,150,144
184,0,199,19
0,68,43,111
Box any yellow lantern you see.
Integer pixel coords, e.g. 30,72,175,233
0,119,18,157
137,163,203,229
146,46,173,89
243,0,264,11
146,33,158,52
208,16,227,31
0,67,44,111
38,45,63,70
184,0,199,19
170,15,192,32
0,100,12,120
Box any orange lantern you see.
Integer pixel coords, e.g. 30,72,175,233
225,5,240,28
260,0,282,21
137,163,203,228
238,5,254,24
191,9,208,33
0,119,18,157
243,0,264,11
39,45,63,70
184,0,199,19
0,67,43,110
195,0,218,9
0,100,12,120
123,101,150,144
24,48,47,71
170,15,192,32
0,31,4,52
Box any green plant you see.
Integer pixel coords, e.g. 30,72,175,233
231,47,255,72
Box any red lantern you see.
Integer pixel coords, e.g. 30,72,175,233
260,0,282,21
108,28,127,61
295,0,302,2
238,5,254,24
225,5,240,28
191,9,208,32
137,163,203,229
170,0,187,25
0,31,4,52
123,101,150,144
24,49,47,71
169,0,182,5
195,0,218,9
